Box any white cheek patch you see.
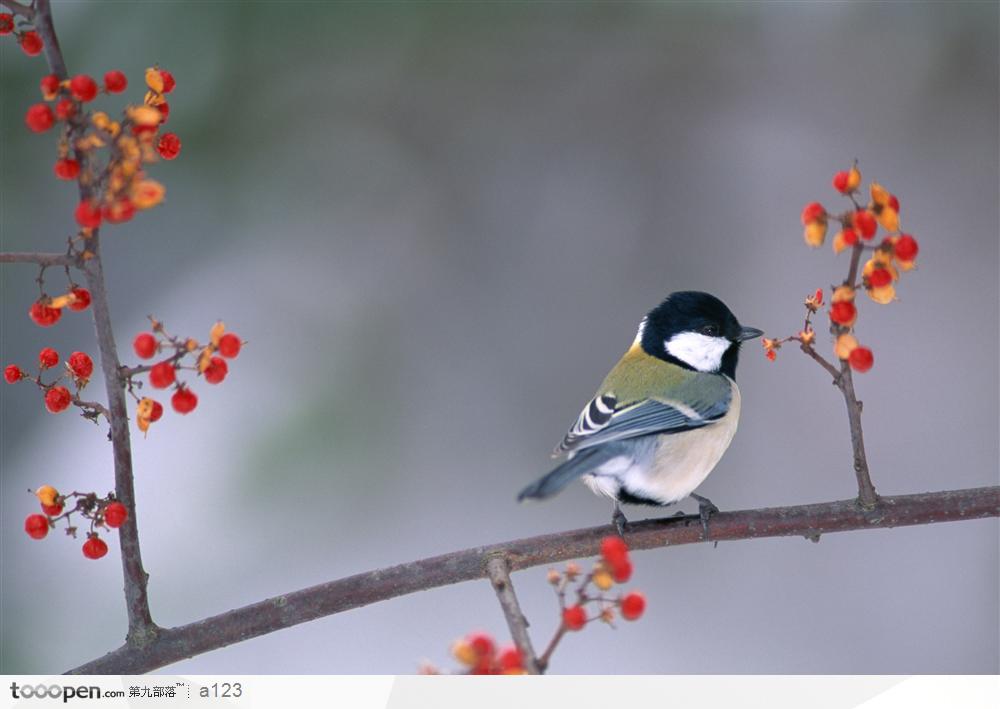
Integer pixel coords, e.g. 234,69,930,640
665,332,731,372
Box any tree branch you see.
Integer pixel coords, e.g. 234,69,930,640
66,485,998,674
23,0,157,644
835,241,878,508
485,555,541,674
0,251,78,267
82,234,156,643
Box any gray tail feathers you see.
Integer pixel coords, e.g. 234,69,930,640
517,446,622,501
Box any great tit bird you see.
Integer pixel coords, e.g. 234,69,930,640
518,291,762,535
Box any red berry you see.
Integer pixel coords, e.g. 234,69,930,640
68,287,91,311
54,157,80,180
218,333,242,358
75,199,102,229
68,351,93,379
611,558,633,583
44,386,72,413
69,74,98,102
24,514,49,540
852,210,877,239
800,202,825,225
467,632,495,659
841,228,859,246
888,194,900,213
103,70,127,93
829,301,857,327
849,347,874,373
18,30,43,56
40,73,60,98
600,535,629,567
159,69,176,93
25,103,54,133
133,332,158,359
148,361,176,388
149,399,164,422
38,347,59,369
82,535,109,560
0,13,13,35
102,198,135,224
29,301,62,327
868,268,892,288
620,592,646,621
171,386,198,414
156,101,170,123
104,501,128,528
562,605,587,631
157,132,181,160
894,234,919,262
203,356,228,384
497,646,523,671
4,364,23,383
54,97,75,120
832,171,851,194
42,502,64,516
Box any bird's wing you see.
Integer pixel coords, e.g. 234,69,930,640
554,375,732,455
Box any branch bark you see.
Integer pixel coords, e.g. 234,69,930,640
485,555,541,674
66,485,998,674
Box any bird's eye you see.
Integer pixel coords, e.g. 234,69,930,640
701,324,719,337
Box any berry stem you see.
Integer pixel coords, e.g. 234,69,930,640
484,555,541,674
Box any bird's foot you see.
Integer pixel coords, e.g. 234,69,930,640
611,504,629,538
690,493,719,540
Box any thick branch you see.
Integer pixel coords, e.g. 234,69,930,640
67,486,999,674
0,251,78,267
485,555,541,674
82,235,156,643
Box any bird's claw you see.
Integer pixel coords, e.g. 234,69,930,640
690,493,719,540
612,505,629,538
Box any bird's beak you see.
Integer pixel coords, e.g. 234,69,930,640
737,326,764,341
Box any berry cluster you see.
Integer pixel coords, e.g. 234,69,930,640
22,62,180,233
23,485,127,561
765,163,921,372
0,11,43,57
553,537,646,632
5,345,104,421
424,537,646,674
125,319,243,433
437,633,527,675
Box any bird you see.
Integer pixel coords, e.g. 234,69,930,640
518,291,762,536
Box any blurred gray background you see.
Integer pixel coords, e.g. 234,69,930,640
1,1,997,674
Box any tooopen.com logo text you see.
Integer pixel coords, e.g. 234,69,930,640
10,682,125,703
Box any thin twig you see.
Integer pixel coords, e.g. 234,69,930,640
485,555,541,674
0,251,78,267
66,486,999,674
836,242,878,508
0,0,34,20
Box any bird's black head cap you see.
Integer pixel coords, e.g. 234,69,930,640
640,291,756,378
